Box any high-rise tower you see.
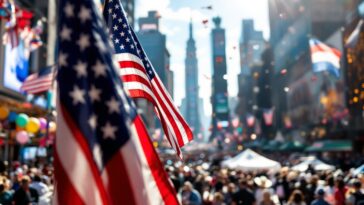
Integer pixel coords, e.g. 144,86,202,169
184,20,201,136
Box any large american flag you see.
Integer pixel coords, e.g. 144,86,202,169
54,0,179,204
103,0,193,158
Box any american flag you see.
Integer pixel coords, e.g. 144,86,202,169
54,0,179,204
20,66,54,94
103,0,193,158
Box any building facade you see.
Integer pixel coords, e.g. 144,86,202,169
184,20,201,137
210,17,229,139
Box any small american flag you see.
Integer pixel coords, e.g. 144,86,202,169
54,0,179,204
20,66,54,94
103,0,193,158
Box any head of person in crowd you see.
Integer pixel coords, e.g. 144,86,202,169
315,188,325,199
289,190,305,204
213,192,224,204
227,182,235,193
238,178,248,189
254,176,272,189
336,177,345,190
20,176,31,190
262,190,272,202
353,179,362,192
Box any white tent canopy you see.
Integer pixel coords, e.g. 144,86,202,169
221,149,281,172
292,156,335,172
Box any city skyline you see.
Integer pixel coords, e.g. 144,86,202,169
135,0,270,115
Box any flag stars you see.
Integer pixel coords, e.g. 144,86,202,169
89,85,101,102
106,97,120,114
58,53,68,67
74,61,87,77
60,26,72,41
77,34,90,51
125,37,130,42
88,114,97,130
118,18,122,23
112,13,117,19
130,44,134,49
102,122,117,140
120,32,125,37
69,86,86,105
114,38,119,44
115,4,119,9
64,3,74,18
108,8,112,14
122,23,127,28
113,25,118,31
120,44,125,50
79,6,91,23
92,60,107,78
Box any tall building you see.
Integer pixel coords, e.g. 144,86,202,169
183,20,201,137
236,19,266,128
120,0,135,27
137,11,173,94
210,17,229,139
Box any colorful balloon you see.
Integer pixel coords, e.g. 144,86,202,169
8,112,18,122
16,131,29,144
0,107,9,120
16,114,29,128
25,117,40,134
39,118,47,130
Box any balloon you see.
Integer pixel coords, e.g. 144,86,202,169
0,107,9,120
49,122,56,133
16,131,29,144
16,114,29,128
25,117,40,134
39,118,47,130
8,112,18,122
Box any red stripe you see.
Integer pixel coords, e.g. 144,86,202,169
22,78,52,87
157,110,182,158
153,77,193,143
121,75,152,90
60,105,110,205
310,45,341,58
119,60,146,73
152,87,184,146
128,89,155,103
54,151,85,204
23,85,51,94
134,116,179,204
104,152,138,205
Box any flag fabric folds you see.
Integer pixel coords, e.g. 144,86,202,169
20,65,53,94
54,0,179,204
103,0,193,158
309,38,341,78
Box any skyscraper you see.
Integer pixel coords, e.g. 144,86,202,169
210,17,229,139
184,20,201,137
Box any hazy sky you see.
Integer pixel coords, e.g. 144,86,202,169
135,0,270,115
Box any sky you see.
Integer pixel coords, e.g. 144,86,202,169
135,0,270,115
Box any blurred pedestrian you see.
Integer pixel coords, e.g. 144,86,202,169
254,176,275,205
232,178,256,205
0,182,12,205
287,190,306,205
347,179,364,205
334,178,347,205
311,189,330,205
212,192,226,205
181,181,202,205
260,190,275,205
12,176,39,205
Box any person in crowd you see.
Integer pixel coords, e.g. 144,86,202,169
254,176,277,205
212,192,225,205
12,176,39,205
311,189,330,205
30,174,49,197
306,176,319,205
334,177,347,205
324,175,335,204
260,190,275,205
0,178,12,205
287,190,306,205
181,181,202,205
224,182,236,205
347,179,364,205
232,178,256,205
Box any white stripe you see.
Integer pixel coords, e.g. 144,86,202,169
56,98,104,205
114,53,144,66
118,68,150,82
311,51,340,68
129,123,165,205
152,79,189,144
22,81,52,90
119,139,153,205
124,82,154,98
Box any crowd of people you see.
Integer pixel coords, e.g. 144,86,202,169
164,153,364,205
0,162,53,205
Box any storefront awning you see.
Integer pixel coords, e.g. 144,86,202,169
305,140,352,152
